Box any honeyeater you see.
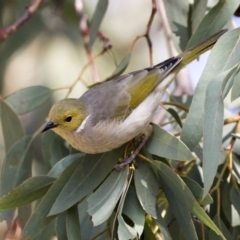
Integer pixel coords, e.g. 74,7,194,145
42,30,227,154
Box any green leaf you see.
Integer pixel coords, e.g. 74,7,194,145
48,153,84,178
117,215,137,240
110,53,131,79
0,176,55,209
0,136,33,216
1,100,25,152
187,0,239,49
146,124,193,161
162,0,189,51
134,158,159,218
203,68,236,196
230,185,240,215
88,167,128,226
42,131,69,168
122,186,145,237
209,215,233,240
163,183,198,240
55,212,68,240
23,157,83,239
152,161,226,239
231,67,240,101
78,198,108,240
5,86,52,115
155,208,172,240
167,107,183,127
48,147,123,216
181,28,240,150
88,0,108,48
182,177,213,206
191,0,207,33
66,205,81,240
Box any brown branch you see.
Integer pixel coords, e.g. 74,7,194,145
0,0,44,44
74,0,111,83
130,0,157,66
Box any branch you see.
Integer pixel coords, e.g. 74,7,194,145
0,0,44,44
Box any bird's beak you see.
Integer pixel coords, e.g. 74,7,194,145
42,121,57,132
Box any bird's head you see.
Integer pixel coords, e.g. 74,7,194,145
42,98,88,134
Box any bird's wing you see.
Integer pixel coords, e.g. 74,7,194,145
81,57,181,124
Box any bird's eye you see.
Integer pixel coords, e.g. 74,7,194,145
65,116,72,122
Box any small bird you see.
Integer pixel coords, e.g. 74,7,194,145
43,30,226,154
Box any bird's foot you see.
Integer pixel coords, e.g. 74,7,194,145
114,135,149,171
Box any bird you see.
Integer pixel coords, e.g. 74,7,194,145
42,30,227,156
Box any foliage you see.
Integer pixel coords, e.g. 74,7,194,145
0,0,240,239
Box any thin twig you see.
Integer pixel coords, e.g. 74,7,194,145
0,0,45,44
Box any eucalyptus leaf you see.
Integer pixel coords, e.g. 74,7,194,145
48,153,84,178
167,107,183,128
88,0,108,48
209,215,233,240
191,0,207,33
230,186,240,216
117,215,137,240
134,158,159,218
203,67,236,196
1,100,25,153
152,161,225,239
187,0,239,49
23,157,83,239
48,147,123,216
5,86,52,115
0,176,55,209
155,207,172,240
146,124,193,161
163,183,198,240
231,67,240,101
78,198,108,240
66,205,81,240
88,167,128,226
55,212,68,240
110,53,131,79
122,186,145,237
181,28,240,150
182,177,213,206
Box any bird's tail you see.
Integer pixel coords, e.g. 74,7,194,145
179,29,227,67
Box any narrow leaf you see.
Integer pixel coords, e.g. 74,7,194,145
122,186,145,237
166,107,183,128
117,215,137,240
1,100,25,152
48,147,123,216
5,86,52,115
55,212,68,240
230,186,240,215
110,53,131,79
181,28,240,150
231,68,240,101
203,68,235,196
88,167,128,226
163,183,198,240
88,0,108,48
134,158,159,218
23,157,83,239
187,0,239,49
146,124,193,161
0,176,55,209
152,161,226,239
48,153,84,178
78,198,108,240
191,0,207,33
1,136,33,198
66,205,81,240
